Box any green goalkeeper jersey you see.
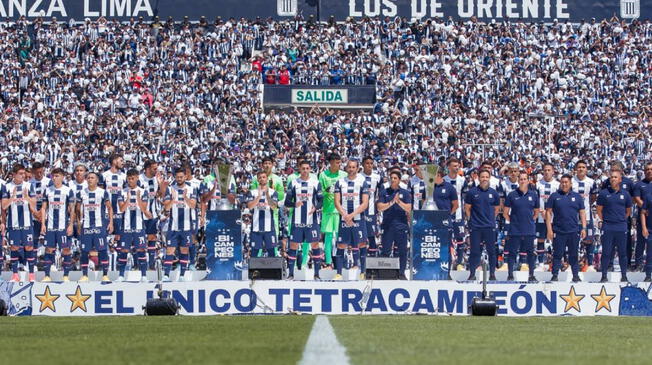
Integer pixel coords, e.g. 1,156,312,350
319,169,347,215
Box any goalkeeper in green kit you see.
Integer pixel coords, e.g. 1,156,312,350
319,153,347,267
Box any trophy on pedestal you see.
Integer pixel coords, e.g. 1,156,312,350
214,162,234,210
418,164,439,211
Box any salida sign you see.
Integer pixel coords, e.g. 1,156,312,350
291,89,348,104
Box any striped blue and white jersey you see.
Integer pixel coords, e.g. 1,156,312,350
361,172,382,216
536,178,560,223
408,177,426,210
138,174,162,219
246,189,278,232
572,176,598,221
1,181,35,230
186,178,202,223
285,176,322,226
501,177,520,198
77,187,110,229
444,174,467,220
44,185,75,231
101,170,126,218
164,185,198,232
119,187,147,232
30,176,52,212
334,175,369,221
68,179,88,196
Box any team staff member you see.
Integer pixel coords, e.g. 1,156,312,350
319,153,347,268
639,192,652,282
545,174,586,283
600,161,635,268
633,162,652,271
503,171,539,282
597,170,633,283
378,170,412,280
464,169,500,281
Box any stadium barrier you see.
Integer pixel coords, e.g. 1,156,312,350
3,281,651,316
0,0,647,22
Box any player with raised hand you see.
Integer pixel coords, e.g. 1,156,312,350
40,168,76,282
163,167,198,282
2,164,38,282
285,161,323,280
319,153,347,269
118,169,153,282
333,159,369,280
76,172,114,282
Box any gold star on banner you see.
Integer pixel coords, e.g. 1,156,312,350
560,286,585,313
35,286,60,313
591,286,616,313
66,285,91,313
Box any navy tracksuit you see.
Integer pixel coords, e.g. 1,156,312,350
597,187,632,277
546,189,585,277
465,186,500,277
504,188,539,277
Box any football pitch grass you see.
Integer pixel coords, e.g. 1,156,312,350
2,316,652,365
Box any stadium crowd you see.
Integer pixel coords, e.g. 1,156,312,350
0,15,651,282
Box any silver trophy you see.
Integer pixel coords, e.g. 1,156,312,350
418,164,439,210
214,162,234,210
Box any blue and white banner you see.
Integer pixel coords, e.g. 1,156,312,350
412,210,451,280
0,1,649,22
204,210,243,280
18,281,652,316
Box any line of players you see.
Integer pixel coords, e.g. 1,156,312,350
3,153,652,283
0,155,237,283
249,155,652,283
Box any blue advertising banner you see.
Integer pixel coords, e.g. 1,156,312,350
204,210,243,280
0,1,648,22
411,210,451,280
26,281,652,316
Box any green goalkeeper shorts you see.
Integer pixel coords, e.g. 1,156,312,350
320,213,340,234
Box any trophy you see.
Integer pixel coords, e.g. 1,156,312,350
214,162,234,210
418,164,439,210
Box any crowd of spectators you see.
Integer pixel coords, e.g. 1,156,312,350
0,15,650,189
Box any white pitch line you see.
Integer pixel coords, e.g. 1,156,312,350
298,316,350,365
